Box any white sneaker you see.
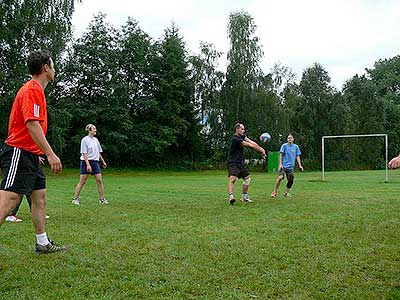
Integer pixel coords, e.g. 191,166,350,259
46,215,50,219
72,198,80,205
5,215,23,222
99,198,109,205
240,197,254,203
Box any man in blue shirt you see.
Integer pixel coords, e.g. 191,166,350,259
271,133,303,198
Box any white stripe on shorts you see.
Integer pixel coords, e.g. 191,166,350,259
5,147,21,189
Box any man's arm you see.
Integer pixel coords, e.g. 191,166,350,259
242,137,266,159
26,120,62,174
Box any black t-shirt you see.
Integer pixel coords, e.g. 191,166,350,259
228,134,245,163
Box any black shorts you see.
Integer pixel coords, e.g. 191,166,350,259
227,162,250,179
279,168,294,179
0,144,46,195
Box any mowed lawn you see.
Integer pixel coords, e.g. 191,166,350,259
1,169,399,300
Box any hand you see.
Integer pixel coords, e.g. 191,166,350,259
38,156,45,165
47,154,62,175
299,165,304,172
261,150,266,160
86,164,92,173
101,161,107,169
388,156,400,169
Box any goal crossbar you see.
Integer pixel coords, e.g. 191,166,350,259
321,134,388,182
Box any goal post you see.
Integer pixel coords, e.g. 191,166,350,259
321,134,388,182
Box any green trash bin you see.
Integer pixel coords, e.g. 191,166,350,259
268,151,280,173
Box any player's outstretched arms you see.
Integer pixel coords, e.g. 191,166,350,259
242,139,266,159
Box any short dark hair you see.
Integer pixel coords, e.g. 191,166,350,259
233,123,243,132
27,50,52,75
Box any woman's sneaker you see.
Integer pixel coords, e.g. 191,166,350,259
35,240,67,254
72,198,80,205
270,191,277,198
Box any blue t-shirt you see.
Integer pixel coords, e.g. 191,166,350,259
280,143,301,169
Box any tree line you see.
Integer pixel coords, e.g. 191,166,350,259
1,2,399,170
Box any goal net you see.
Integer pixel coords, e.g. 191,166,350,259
321,134,388,182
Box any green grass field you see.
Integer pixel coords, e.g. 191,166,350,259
1,169,399,300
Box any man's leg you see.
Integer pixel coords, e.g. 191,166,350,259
242,176,250,194
30,189,47,235
228,175,237,205
241,176,253,202
31,189,66,253
9,194,24,216
0,190,21,225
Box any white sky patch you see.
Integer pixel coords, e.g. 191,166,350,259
72,0,400,89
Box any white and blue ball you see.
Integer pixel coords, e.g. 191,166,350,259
259,132,271,143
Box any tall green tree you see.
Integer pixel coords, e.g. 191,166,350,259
118,17,168,165
60,14,126,165
0,0,78,141
190,42,224,153
153,24,202,164
292,63,341,161
367,55,400,158
343,74,385,167
221,10,264,143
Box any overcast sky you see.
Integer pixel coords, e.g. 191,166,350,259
72,0,400,89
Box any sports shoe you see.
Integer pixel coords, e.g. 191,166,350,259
229,196,235,205
240,196,254,203
283,192,292,198
99,198,109,205
72,198,80,205
5,215,22,222
35,240,67,254
46,215,50,219
270,191,277,198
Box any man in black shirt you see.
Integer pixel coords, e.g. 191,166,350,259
227,123,266,205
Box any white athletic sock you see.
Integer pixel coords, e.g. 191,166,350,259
36,232,50,246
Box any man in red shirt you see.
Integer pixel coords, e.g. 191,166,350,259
0,50,66,253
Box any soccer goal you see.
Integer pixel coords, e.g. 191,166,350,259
321,134,388,182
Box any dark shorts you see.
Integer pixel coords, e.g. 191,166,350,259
227,162,250,179
0,144,46,195
279,168,294,178
80,160,101,175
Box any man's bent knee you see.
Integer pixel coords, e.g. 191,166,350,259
229,176,237,183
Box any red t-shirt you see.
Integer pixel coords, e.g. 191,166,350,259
5,79,48,155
